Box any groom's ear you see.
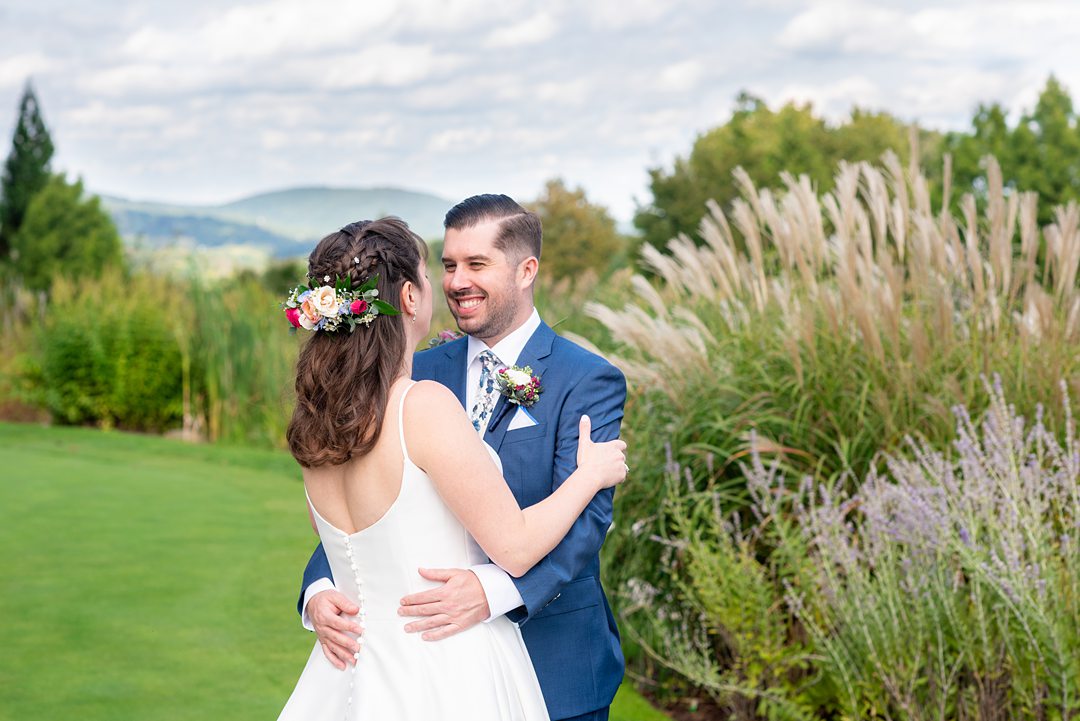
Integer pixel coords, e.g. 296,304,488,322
517,255,539,289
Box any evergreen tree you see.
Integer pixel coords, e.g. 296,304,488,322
0,80,54,261
13,174,123,291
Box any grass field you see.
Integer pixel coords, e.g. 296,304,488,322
0,422,669,721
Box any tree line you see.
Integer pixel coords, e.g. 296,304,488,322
634,76,1080,248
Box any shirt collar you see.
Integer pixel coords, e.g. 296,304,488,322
466,308,542,369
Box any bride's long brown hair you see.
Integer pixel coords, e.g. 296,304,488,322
287,217,426,468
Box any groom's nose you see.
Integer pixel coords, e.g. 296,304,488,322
446,266,473,292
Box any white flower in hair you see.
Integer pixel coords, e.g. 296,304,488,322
312,286,340,317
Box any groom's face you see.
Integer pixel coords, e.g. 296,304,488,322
441,219,524,344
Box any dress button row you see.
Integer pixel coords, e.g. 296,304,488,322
341,535,365,720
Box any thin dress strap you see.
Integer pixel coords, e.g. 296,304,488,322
397,381,416,463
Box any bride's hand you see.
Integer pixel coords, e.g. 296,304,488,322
575,415,628,490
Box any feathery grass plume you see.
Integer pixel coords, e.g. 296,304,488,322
600,153,1080,714
595,152,1080,485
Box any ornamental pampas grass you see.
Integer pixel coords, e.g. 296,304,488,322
602,152,1080,717
596,152,1080,483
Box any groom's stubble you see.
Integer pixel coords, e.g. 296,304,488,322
446,272,521,342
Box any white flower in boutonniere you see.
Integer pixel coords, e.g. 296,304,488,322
495,365,542,407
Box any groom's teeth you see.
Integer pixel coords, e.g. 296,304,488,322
460,299,483,308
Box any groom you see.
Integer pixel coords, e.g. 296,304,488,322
298,193,626,721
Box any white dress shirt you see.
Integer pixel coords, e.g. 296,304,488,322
302,309,541,629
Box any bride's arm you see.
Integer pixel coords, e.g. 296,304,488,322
406,380,626,578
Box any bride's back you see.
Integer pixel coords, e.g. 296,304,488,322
301,381,488,616
301,380,409,536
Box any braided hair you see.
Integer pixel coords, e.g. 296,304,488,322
287,217,427,468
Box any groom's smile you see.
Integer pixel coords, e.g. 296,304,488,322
442,218,533,345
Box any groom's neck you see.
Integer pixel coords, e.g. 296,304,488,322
473,305,536,347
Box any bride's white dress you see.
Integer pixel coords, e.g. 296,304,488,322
278,383,550,721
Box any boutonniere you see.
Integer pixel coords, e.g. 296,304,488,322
426,329,464,348
495,365,542,407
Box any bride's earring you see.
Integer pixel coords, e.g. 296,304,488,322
411,313,417,323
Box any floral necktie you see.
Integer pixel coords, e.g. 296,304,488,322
470,350,500,433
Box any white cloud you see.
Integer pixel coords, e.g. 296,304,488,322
400,0,525,32
898,67,1016,127
0,52,56,89
777,1,911,55
318,43,442,89
63,101,173,128
658,60,703,93
773,75,884,118
534,78,592,105
777,0,1080,62
484,12,557,48
585,0,670,29
426,127,495,153
124,0,398,63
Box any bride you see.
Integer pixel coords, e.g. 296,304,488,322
276,217,627,720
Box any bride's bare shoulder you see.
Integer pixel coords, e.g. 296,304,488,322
408,379,458,402
404,381,473,465
406,380,467,420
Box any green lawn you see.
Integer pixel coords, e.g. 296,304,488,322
0,422,668,721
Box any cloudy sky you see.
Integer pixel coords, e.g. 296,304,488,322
1,0,1078,221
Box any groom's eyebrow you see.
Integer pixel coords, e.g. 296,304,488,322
443,254,493,264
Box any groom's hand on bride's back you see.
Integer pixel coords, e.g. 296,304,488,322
309,589,363,669
398,568,490,641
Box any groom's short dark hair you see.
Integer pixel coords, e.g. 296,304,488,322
444,194,542,261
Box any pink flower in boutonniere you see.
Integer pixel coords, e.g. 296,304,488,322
427,329,464,348
495,365,542,407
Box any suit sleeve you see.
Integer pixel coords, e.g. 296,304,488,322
507,361,626,624
297,542,334,619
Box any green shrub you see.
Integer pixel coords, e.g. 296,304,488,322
38,272,182,431
40,316,112,424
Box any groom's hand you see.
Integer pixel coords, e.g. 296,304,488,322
398,568,490,641
309,590,363,670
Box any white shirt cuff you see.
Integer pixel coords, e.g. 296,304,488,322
301,578,337,631
470,564,525,622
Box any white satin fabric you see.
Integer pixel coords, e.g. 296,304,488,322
277,383,549,721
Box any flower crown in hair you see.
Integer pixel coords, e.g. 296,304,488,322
282,274,399,333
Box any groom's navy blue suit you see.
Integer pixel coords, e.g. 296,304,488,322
298,321,626,720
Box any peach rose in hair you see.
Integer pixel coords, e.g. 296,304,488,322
312,286,340,317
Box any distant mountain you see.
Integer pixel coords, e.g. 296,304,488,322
102,186,454,260
111,209,301,257
216,187,453,241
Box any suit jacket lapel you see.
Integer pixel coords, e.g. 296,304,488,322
485,322,554,453
437,339,468,407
